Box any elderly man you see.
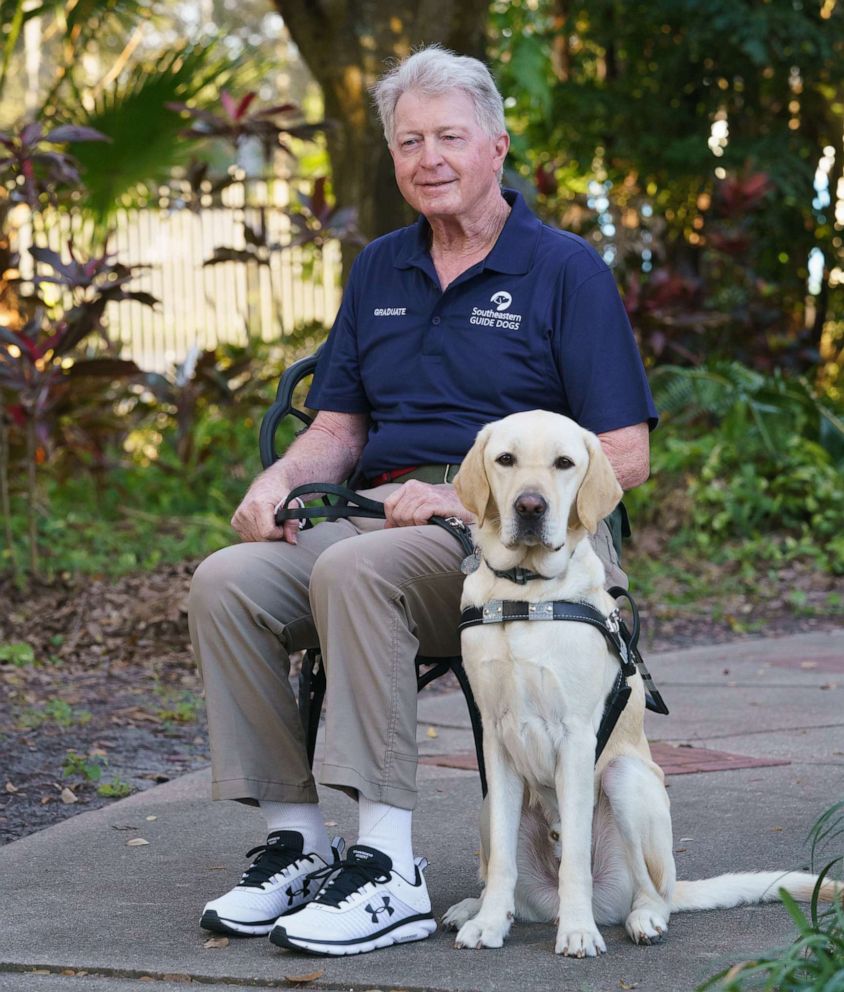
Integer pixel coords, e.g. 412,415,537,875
189,45,657,956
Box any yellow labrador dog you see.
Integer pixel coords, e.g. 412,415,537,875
443,410,835,958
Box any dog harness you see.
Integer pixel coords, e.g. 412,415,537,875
276,486,668,763
459,586,669,762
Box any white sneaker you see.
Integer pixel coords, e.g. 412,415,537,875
269,844,436,955
200,830,344,936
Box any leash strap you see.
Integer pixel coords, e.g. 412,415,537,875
275,482,475,557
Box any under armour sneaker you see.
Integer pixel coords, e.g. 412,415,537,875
200,830,344,936
269,844,436,955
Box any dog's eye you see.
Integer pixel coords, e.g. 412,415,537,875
554,456,574,470
495,453,515,467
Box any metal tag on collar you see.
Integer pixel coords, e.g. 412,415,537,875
527,601,555,621
482,600,504,622
460,549,481,575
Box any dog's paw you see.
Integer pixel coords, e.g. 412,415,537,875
454,913,512,949
442,897,483,931
555,925,607,958
625,907,668,945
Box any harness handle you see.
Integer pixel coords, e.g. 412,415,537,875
275,482,475,557
607,585,640,654
276,483,387,522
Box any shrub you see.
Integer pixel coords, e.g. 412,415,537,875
627,363,844,573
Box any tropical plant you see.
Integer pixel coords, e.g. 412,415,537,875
625,362,844,573
489,0,844,374
0,258,150,575
68,42,245,225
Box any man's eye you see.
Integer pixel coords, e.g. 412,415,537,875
495,453,515,466
554,456,574,470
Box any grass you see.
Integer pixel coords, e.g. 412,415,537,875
2,412,284,580
16,699,92,730
62,750,134,799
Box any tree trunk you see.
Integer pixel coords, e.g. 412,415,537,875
273,0,490,278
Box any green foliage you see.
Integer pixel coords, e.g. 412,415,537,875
153,686,202,725
626,363,844,574
96,777,133,798
699,802,844,992
62,749,134,797
17,698,92,729
490,0,844,371
2,336,300,577
0,640,35,666
62,750,105,783
70,42,241,223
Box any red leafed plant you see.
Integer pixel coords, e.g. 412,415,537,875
0,244,154,577
0,119,153,579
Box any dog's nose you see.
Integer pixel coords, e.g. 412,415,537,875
514,492,547,519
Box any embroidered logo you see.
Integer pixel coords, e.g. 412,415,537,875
373,307,407,316
365,896,395,924
490,290,512,311
469,291,523,330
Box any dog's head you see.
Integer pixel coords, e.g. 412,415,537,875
455,411,622,565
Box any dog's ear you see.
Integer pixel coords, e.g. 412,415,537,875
571,431,623,534
455,426,495,526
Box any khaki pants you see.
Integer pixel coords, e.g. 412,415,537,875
188,483,626,811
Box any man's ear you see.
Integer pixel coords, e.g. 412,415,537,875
570,431,623,534
455,426,494,526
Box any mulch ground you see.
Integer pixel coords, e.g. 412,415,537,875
1,547,841,846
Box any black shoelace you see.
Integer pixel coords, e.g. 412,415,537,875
304,857,390,908
239,844,308,889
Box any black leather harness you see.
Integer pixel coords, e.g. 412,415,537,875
460,586,668,761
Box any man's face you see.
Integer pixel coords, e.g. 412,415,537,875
389,88,509,223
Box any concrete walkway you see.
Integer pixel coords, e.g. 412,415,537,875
1,630,842,992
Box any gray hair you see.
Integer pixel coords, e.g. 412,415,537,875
372,44,506,147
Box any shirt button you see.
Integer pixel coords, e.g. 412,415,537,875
431,316,441,325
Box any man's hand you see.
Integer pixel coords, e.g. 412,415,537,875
383,481,474,529
230,410,368,544
231,473,301,544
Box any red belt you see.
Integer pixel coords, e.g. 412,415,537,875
368,466,421,486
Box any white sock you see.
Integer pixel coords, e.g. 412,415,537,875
356,797,414,878
259,801,331,862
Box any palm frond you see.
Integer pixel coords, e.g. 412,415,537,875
651,362,844,463
68,41,240,225
64,0,150,42
650,362,763,421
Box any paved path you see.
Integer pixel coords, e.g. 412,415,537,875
1,630,842,992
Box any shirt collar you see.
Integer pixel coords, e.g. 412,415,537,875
393,188,542,276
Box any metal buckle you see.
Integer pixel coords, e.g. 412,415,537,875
482,600,504,623
527,601,555,621
606,608,621,634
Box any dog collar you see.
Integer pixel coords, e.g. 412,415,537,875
482,560,551,584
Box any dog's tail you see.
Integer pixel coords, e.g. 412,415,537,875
670,871,841,913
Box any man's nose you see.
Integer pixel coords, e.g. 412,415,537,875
514,492,547,519
419,137,444,167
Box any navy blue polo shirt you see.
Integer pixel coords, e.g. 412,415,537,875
307,189,657,481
